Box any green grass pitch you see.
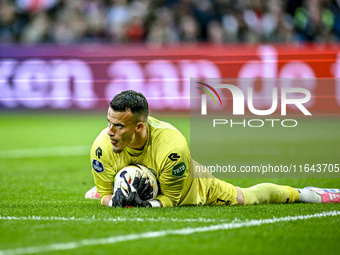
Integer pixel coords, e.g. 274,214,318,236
0,112,339,255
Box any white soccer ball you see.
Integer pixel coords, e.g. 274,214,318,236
113,164,159,200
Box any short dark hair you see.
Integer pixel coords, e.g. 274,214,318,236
110,90,149,122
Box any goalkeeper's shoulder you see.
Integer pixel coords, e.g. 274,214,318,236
148,117,189,150
90,127,115,188
90,127,112,157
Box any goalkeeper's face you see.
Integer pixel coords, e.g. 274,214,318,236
106,107,146,153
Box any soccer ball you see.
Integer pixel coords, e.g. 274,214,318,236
113,164,159,200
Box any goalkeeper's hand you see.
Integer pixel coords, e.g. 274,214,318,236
134,171,154,201
126,189,151,207
124,171,154,207
110,187,127,207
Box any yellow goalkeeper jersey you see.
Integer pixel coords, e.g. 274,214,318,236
91,116,199,207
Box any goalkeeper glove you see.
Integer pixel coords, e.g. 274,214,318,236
134,172,154,201
124,172,154,207
110,187,127,207
126,190,151,207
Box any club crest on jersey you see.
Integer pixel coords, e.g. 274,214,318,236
172,162,186,177
92,159,104,173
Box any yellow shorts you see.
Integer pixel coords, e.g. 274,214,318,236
199,177,239,206
179,159,238,206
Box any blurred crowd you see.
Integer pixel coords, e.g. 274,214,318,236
1,0,340,45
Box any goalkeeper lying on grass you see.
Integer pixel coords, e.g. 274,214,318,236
86,90,340,207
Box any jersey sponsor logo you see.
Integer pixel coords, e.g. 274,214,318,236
172,162,186,177
95,147,102,159
92,159,104,173
168,153,180,161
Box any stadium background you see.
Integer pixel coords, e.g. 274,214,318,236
0,0,339,255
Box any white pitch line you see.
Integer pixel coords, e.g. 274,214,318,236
0,215,230,223
0,211,339,255
0,146,90,159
